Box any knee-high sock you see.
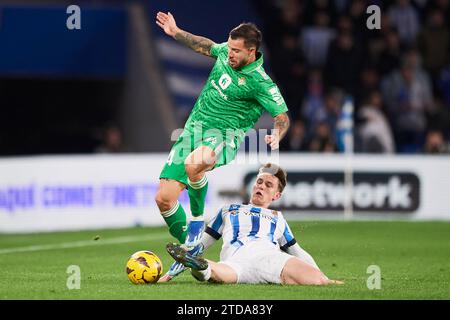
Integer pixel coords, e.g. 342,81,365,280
160,201,187,243
191,265,211,282
187,175,208,217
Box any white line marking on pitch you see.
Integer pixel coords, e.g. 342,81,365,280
0,233,168,255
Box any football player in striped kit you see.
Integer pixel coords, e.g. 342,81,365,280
167,163,343,285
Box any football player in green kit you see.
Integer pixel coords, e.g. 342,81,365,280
155,11,290,282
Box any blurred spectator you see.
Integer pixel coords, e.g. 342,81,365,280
300,11,336,67
334,0,351,14
425,0,450,29
423,130,449,154
417,9,450,79
261,0,303,48
280,119,307,152
325,31,363,95
301,69,326,135
270,34,307,116
381,54,434,151
254,0,450,154
388,0,420,47
302,84,342,144
303,0,338,26
348,0,367,27
95,125,127,153
336,14,353,34
307,122,336,152
278,0,303,38
355,67,380,107
254,0,306,116
377,30,403,76
379,7,394,37
322,88,343,134
439,0,450,29
356,91,395,153
348,0,369,44
438,60,450,106
403,49,435,91
426,98,450,137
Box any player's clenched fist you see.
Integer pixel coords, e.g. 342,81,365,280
156,12,179,38
265,133,280,150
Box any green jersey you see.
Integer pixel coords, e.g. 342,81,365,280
184,42,288,145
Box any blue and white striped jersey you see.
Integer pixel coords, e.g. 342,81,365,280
205,203,297,261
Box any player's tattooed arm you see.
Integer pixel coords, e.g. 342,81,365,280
174,30,215,57
265,112,290,150
274,112,290,141
156,11,215,57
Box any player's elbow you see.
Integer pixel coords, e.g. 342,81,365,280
274,112,290,132
281,113,290,130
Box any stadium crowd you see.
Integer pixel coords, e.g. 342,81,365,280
253,0,450,154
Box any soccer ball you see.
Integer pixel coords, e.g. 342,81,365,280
126,250,163,284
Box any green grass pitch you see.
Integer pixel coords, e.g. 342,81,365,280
0,221,449,299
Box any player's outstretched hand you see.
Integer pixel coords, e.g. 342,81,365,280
265,134,280,150
328,279,345,285
157,274,173,283
156,11,179,38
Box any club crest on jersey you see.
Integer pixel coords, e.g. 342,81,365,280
238,77,246,86
229,204,240,215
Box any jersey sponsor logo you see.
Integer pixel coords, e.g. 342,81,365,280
268,87,284,106
218,73,232,90
211,80,228,100
243,210,276,223
236,206,277,223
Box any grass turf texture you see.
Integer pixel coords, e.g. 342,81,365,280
0,221,449,299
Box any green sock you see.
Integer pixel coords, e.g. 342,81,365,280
161,201,188,243
188,175,208,217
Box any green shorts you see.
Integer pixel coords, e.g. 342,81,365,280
159,129,239,186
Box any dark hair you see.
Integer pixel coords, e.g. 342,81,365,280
229,23,262,50
258,163,287,192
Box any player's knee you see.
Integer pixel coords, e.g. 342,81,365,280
184,162,202,178
155,190,174,212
